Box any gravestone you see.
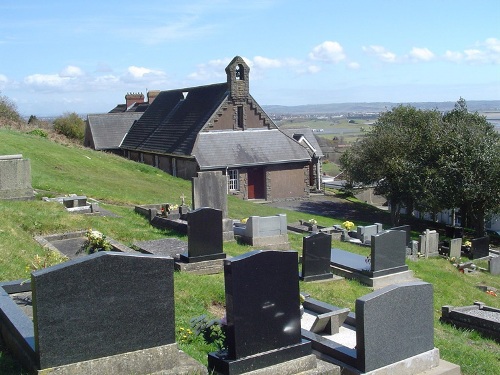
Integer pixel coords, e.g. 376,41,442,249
356,281,434,372
356,223,382,244
471,236,489,259
33,252,175,369
446,226,463,239
490,256,500,276
300,232,333,282
208,250,312,374
0,154,34,200
180,207,226,263
192,171,228,217
419,229,439,258
371,229,408,276
389,225,411,247
449,238,462,259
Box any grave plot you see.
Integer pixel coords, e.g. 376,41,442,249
441,302,500,342
233,214,290,249
330,229,417,289
34,230,135,260
208,250,339,375
301,282,461,375
0,252,207,375
136,207,227,275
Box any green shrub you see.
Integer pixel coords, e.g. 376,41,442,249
26,128,48,138
53,112,85,141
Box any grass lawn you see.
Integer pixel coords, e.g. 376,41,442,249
0,129,499,375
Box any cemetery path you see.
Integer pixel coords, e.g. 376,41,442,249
266,194,393,226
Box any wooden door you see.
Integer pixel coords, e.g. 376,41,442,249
247,168,265,199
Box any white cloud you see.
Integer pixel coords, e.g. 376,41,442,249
60,65,84,77
309,41,346,63
443,50,463,62
0,74,7,87
347,62,361,70
24,73,67,87
362,45,397,63
409,47,434,61
307,65,321,74
443,38,500,64
253,56,282,69
127,66,166,80
188,58,231,81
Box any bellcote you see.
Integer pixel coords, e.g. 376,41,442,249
226,56,250,102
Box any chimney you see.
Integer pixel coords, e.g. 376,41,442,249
147,90,161,104
125,92,145,108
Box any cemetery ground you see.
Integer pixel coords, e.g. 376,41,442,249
0,129,499,375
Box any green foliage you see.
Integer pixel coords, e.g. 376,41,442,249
26,128,48,138
340,98,500,231
53,112,85,141
81,229,112,254
190,315,227,351
0,92,22,124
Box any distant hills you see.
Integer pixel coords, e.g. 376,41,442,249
262,100,500,115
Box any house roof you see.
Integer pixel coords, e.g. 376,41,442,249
192,129,311,169
87,112,143,150
120,83,228,155
108,102,150,113
279,128,324,158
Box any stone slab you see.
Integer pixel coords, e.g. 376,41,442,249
134,238,188,258
35,343,207,375
175,258,225,275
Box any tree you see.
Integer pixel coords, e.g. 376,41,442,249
53,112,85,141
440,98,500,236
340,99,500,234
340,105,443,225
0,92,22,125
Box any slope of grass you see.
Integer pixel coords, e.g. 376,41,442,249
0,129,499,374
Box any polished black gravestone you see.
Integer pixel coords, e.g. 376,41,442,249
371,229,408,275
300,232,334,282
331,230,408,278
32,252,175,369
389,224,411,247
180,207,226,263
208,250,311,374
471,236,489,259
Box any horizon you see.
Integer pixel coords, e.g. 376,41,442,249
1,1,499,117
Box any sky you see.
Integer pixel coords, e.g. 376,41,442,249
0,0,499,116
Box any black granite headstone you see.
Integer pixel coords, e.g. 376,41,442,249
300,233,333,282
356,281,434,372
32,252,175,369
180,207,226,263
389,225,411,246
471,236,489,259
208,250,310,374
370,230,408,276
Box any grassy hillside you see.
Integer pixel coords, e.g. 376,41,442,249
0,129,499,375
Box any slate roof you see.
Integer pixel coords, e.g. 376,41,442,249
192,129,311,169
87,113,143,150
279,128,324,158
108,102,149,113
120,83,229,155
